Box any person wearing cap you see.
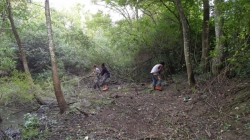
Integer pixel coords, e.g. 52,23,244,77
150,62,165,91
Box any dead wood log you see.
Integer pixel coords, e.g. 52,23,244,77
33,94,48,105
75,107,89,117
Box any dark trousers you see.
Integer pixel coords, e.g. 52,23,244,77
101,73,110,86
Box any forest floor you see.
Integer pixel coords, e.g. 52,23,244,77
1,74,250,140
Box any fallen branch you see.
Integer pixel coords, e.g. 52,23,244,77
0,129,8,140
204,99,233,119
78,75,95,87
67,101,76,105
81,75,94,80
75,107,89,117
33,94,48,105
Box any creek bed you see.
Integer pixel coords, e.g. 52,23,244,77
0,106,29,135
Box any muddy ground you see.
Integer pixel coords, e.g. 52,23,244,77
1,75,250,140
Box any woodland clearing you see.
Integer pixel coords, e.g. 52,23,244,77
0,74,249,140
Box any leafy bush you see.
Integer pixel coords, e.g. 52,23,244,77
0,46,16,72
20,113,40,140
228,56,250,78
0,70,33,102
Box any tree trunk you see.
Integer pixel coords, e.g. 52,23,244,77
212,0,225,76
6,0,34,85
0,11,6,38
45,0,67,114
201,0,210,73
135,0,139,20
175,0,195,88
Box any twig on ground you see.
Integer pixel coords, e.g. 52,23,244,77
75,107,89,117
204,100,233,119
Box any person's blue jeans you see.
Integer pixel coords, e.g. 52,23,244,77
101,73,110,86
152,72,162,87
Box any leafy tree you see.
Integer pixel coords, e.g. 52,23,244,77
0,46,16,72
222,0,250,77
16,1,50,74
49,4,94,75
89,0,175,81
2,0,245,85
4,1,93,76
6,0,34,85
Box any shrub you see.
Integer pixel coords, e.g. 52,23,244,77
20,113,40,140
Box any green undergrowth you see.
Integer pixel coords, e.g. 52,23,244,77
35,73,81,99
20,113,51,140
228,86,250,115
218,86,250,136
0,71,56,104
20,113,40,140
0,71,33,102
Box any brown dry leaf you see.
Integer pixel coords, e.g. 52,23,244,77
69,127,73,131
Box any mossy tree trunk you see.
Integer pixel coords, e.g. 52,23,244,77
212,0,225,76
201,0,210,73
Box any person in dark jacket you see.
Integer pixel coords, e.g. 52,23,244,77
100,63,110,91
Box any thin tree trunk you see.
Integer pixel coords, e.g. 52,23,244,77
0,11,6,38
201,0,210,73
212,0,225,76
175,0,195,88
6,0,34,85
45,0,67,114
135,0,139,20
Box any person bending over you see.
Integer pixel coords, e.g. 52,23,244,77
150,62,165,91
